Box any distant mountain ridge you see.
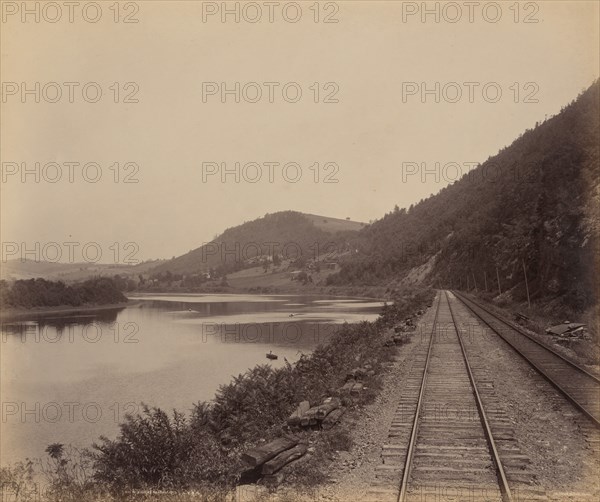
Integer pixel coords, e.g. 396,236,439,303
0,259,162,282
327,81,599,311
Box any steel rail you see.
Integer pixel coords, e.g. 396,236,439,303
453,290,600,428
445,290,513,502
453,290,600,383
396,292,441,502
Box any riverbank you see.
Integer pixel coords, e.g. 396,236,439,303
130,284,392,301
0,301,132,321
126,289,387,302
0,287,434,502
250,291,600,502
250,295,440,502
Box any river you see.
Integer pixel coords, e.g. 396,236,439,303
0,293,383,464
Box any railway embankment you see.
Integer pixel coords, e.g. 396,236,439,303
458,291,599,373
299,291,600,502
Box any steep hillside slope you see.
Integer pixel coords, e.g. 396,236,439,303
150,211,362,277
329,81,599,311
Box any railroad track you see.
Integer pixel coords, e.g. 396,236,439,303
452,290,600,429
367,291,545,502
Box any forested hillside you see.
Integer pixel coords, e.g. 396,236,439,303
328,81,599,311
150,211,360,277
0,277,127,309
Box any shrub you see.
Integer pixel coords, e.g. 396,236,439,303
0,460,37,502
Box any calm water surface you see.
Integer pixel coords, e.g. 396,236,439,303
1,294,383,463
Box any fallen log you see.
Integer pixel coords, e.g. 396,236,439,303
242,436,298,467
316,398,341,419
339,380,356,393
261,472,284,486
351,382,364,394
300,406,321,427
346,367,366,380
392,334,408,345
262,444,308,475
286,401,310,427
321,408,346,430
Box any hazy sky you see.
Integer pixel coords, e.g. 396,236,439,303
1,0,598,262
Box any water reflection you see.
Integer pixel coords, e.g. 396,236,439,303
1,294,382,464
2,307,124,340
